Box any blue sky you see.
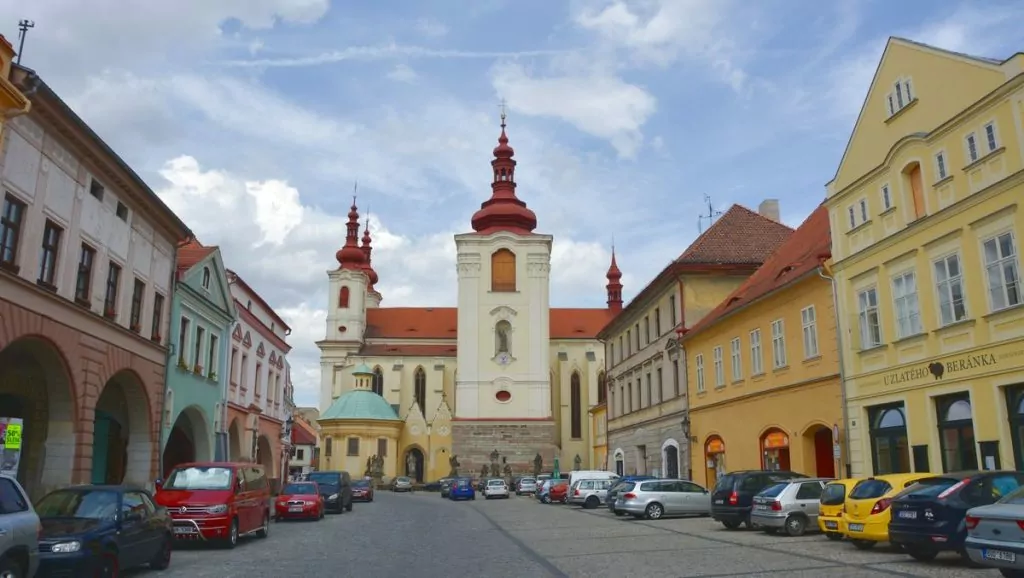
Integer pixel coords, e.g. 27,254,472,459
2,0,1021,406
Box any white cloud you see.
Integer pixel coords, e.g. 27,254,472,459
386,63,419,83
218,44,568,68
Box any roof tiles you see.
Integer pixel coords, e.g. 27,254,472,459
176,239,216,272
676,204,794,265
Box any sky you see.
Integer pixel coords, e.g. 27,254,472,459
2,0,1021,408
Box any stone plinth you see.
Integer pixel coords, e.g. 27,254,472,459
452,420,557,476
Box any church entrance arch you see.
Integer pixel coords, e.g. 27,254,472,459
404,447,425,483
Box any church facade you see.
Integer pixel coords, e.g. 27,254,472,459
317,117,617,482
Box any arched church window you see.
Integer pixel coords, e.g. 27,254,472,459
495,320,512,355
491,249,516,292
414,367,426,418
338,286,350,308
372,366,384,396
324,436,332,457
570,371,582,439
202,267,211,290
597,371,607,404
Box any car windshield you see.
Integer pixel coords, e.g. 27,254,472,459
999,485,1024,505
612,481,636,493
457,480,470,488
899,477,960,498
353,481,370,488
283,483,316,495
164,466,233,490
307,473,339,486
396,477,411,483
758,483,788,498
488,480,505,486
36,489,119,520
820,483,847,506
520,478,535,484
850,479,892,500
714,475,738,492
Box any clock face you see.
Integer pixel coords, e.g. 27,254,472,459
497,353,511,365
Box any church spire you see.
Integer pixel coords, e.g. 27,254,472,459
606,245,623,312
335,193,367,270
469,108,538,235
361,210,379,289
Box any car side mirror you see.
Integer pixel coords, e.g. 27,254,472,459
235,479,244,494
154,479,163,490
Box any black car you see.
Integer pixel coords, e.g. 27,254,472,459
889,470,1024,563
307,471,353,513
36,485,173,576
711,470,807,529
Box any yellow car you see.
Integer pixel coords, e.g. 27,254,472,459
818,478,860,540
842,473,936,549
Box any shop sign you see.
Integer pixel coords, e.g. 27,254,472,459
881,347,1024,387
706,438,725,453
763,432,789,449
0,418,24,479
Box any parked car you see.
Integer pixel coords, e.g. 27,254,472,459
608,476,657,514
439,478,455,498
751,478,831,536
307,470,353,513
568,470,618,490
352,479,375,502
392,477,414,492
274,482,325,521
516,477,537,495
889,471,1024,563
841,472,934,549
484,479,510,499
155,462,271,547
615,479,712,520
37,485,173,575
711,470,808,530
568,478,615,509
547,481,570,504
0,474,39,578
449,478,476,501
818,479,860,540
965,482,1024,575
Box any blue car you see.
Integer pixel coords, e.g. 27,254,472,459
449,478,476,501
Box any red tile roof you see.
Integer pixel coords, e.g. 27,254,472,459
677,204,794,265
176,239,216,272
362,306,615,344
682,204,831,338
291,418,318,446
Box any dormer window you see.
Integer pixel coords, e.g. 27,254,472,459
886,77,914,117
201,267,211,290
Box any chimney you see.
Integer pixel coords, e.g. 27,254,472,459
758,199,780,223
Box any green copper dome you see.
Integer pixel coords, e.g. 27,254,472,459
320,390,399,421
352,363,374,376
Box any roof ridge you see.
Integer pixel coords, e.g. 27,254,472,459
675,202,794,264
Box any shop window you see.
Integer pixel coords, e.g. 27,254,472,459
937,394,978,472
761,429,791,471
868,404,910,475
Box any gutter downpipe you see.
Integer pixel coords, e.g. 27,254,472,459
818,261,852,478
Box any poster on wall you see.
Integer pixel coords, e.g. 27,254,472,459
0,417,24,479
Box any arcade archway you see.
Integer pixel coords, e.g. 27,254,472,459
228,419,243,461
92,370,152,485
257,435,274,477
162,405,213,477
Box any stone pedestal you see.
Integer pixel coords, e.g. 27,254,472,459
451,420,557,476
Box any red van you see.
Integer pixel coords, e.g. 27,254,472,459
155,462,271,548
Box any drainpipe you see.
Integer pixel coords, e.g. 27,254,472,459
817,261,852,478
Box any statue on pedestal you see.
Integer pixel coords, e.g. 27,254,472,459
503,463,512,480
448,455,460,477
489,449,500,477
406,452,417,480
479,464,489,478
574,454,582,471
533,453,542,477
364,456,373,477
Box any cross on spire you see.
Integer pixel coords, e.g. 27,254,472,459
498,98,508,126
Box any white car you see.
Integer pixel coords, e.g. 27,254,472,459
484,479,510,499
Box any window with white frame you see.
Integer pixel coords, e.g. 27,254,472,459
847,206,856,229
935,151,948,180
881,184,892,211
886,77,914,116
770,319,786,369
695,354,705,393
749,329,763,375
934,253,968,325
730,337,741,380
857,287,882,348
965,133,979,163
801,306,819,358
859,198,868,222
984,122,999,153
713,346,724,387
983,232,1021,311
892,271,923,338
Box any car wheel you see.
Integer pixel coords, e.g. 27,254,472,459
584,496,600,509
256,512,270,538
97,549,119,577
785,515,807,537
0,554,24,578
905,546,938,561
614,511,625,516
721,520,741,530
224,518,239,549
645,503,664,520
850,539,875,550
1000,569,1024,578
150,534,172,570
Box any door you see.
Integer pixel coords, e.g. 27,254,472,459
679,481,711,514
119,492,152,568
0,477,32,561
660,481,686,514
794,481,825,524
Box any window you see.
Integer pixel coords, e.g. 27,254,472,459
618,335,623,360
89,179,104,201
935,254,968,325
848,206,856,229
695,354,705,393
598,371,607,404
202,267,211,290
414,367,426,417
103,262,121,318
713,346,724,387
372,366,384,396
609,343,615,366
240,353,248,387
892,271,922,338
208,334,219,378
75,244,96,303
377,438,387,457
672,359,679,396
801,306,819,358
195,327,206,371
115,201,128,221
886,77,914,116
984,122,998,152
347,438,359,456
935,152,948,180
0,193,26,270
129,278,145,331
643,316,650,345
324,437,332,457
626,382,632,413
491,249,516,292
880,184,891,211
654,368,661,401
645,372,652,405
966,133,979,163
626,330,631,356
730,337,741,380
296,449,305,461
570,372,582,439
859,198,868,222
750,329,763,375
770,319,786,368
178,318,192,364
230,347,239,384
634,323,640,350
338,285,349,308
654,307,661,336
0,477,28,514
983,232,1021,311
937,394,978,472
857,288,882,348
669,295,677,325
151,293,164,341
37,220,63,287
255,361,262,396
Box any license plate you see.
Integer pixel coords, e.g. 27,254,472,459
985,549,1017,562
848,523,865,532
714,499,724,504
898,510,917,519
824,520,838,530
288,506,303,512
755,504,768,510
173,527,196,535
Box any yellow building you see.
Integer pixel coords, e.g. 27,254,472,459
0,35,32,144
590,401,607,470
682,206,843,488
825,37,1024,477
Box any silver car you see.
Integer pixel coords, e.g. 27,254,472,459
516,477,537,495
392,476,413,492
484,479,510,499
0,475,40,578
568,478,614,509
965,486,1024,574
615,479,712,520
751,478,831,536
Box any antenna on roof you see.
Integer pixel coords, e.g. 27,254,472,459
16,19,34,65
697,194,723,234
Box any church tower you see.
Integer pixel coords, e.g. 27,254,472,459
452,113,556,472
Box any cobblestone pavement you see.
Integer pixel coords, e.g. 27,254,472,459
139,492,1006,578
